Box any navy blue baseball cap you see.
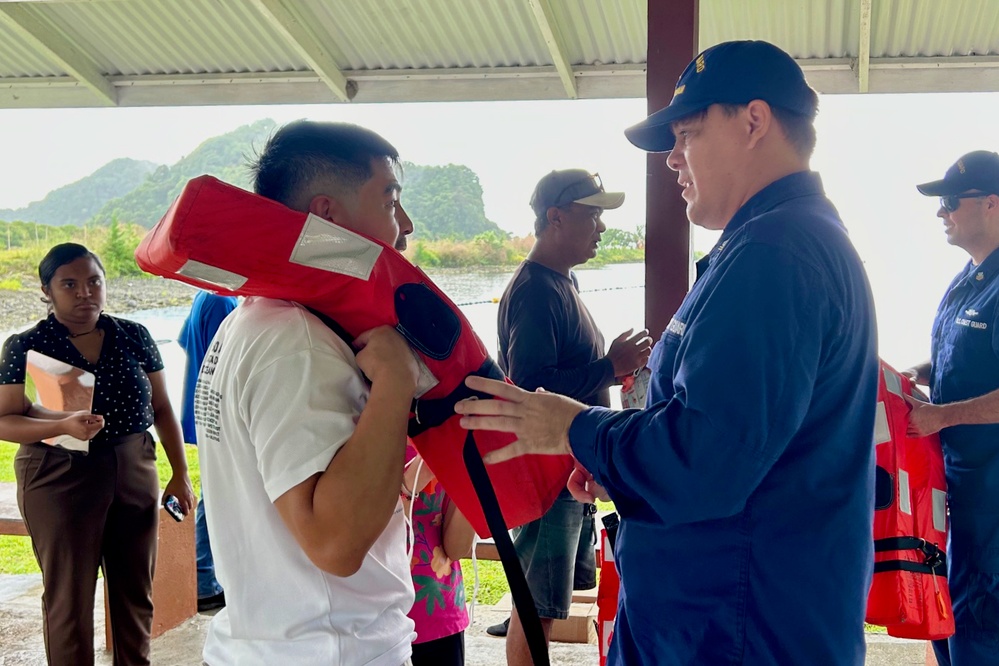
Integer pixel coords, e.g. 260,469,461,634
916,151,999,196
625,40,818,152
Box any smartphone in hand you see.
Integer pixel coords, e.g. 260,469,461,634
163,495,185,522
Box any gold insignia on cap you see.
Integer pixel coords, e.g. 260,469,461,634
695,54,706,73
673,84,685,96
959,160,967,174
976,271,985,281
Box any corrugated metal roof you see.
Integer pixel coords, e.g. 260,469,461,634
0,0,997,109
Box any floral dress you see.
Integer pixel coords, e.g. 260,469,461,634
406,450,470,644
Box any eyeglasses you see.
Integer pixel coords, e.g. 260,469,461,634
553,173,603,207
940,192,989,213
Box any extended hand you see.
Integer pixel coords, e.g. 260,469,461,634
903,393,948,437
455,376,585,463
606,328,653,378
61,411,104,441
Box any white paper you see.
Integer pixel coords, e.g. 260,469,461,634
25,350,96,453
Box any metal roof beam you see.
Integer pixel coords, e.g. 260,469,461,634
247,0,354,102
527,0,577,99
857,0,872,92
0,3,116,106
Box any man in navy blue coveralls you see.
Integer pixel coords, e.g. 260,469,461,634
455,40,879,665
904,151,999,666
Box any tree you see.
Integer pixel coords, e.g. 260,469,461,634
100,214,143,278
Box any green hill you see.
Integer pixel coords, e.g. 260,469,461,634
402,162,501,240
3,118,502,240
91,118,277,228
0,158,158,226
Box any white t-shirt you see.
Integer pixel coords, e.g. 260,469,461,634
196,297,415,666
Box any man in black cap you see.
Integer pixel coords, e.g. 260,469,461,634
492,169,651,665
904,151,999,666
456,41,878,665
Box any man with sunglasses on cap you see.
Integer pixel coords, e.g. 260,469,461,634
492,169,652,665
456,41,878,665
903,151,999,666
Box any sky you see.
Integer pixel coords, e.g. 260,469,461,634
3,91,999,367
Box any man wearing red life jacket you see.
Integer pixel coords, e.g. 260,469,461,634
456,41,879,665
196,121,420,666
905,151,999,666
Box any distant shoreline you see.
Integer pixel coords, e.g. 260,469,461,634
1,278,199,335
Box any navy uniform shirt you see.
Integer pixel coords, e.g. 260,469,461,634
930,249,999,575
570,172,879,665
0,313,164,447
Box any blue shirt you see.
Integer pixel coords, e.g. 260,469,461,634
930,248,999,573
179,291,237,444
569,172,878,665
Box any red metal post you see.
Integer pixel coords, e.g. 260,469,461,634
644,0,698,340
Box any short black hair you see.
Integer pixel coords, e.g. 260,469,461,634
251,120,401,209
682,100,818,158
38,243,104,288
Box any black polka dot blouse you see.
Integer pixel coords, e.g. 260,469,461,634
0,313,164,447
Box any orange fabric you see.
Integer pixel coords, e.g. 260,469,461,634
866,360,954,640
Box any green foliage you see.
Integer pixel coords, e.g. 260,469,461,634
405,235,535,268
0,159,158,228
100,215,144,278
0,277,22,290
600,227,644,250
89,119,277,229
403,162,502,240
410,241,441,268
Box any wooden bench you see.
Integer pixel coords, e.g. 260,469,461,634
0,481,197,645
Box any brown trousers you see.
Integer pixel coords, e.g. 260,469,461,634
15,432,159,666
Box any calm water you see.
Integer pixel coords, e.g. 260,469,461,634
130,262,647,412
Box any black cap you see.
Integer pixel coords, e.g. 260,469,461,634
916,151,999,197
624,40,818,153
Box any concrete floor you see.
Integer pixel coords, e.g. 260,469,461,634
0,574,929,665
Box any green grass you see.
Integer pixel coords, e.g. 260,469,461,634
459,558,508,606
0,440,200,575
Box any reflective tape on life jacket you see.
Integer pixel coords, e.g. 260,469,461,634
138,175,564,666
136,175,572,537
866,360,955,641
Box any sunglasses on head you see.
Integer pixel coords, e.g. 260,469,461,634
940,192,989,213
553,173,603,207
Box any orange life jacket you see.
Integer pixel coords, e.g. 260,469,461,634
135,175,573,538
866,360,955,640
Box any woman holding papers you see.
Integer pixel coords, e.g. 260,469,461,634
0,243,194,666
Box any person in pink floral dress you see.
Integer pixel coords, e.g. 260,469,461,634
403,444,476,665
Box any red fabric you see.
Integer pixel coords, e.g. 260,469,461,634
136,176,572,536
596,529,619,666
866,360,954,640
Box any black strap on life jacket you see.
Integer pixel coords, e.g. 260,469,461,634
306,306,550,666
873,536,948,576
463,430,549,666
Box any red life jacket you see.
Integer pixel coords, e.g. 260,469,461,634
866,360,954,640
596,528,619,666
135,175,573,538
